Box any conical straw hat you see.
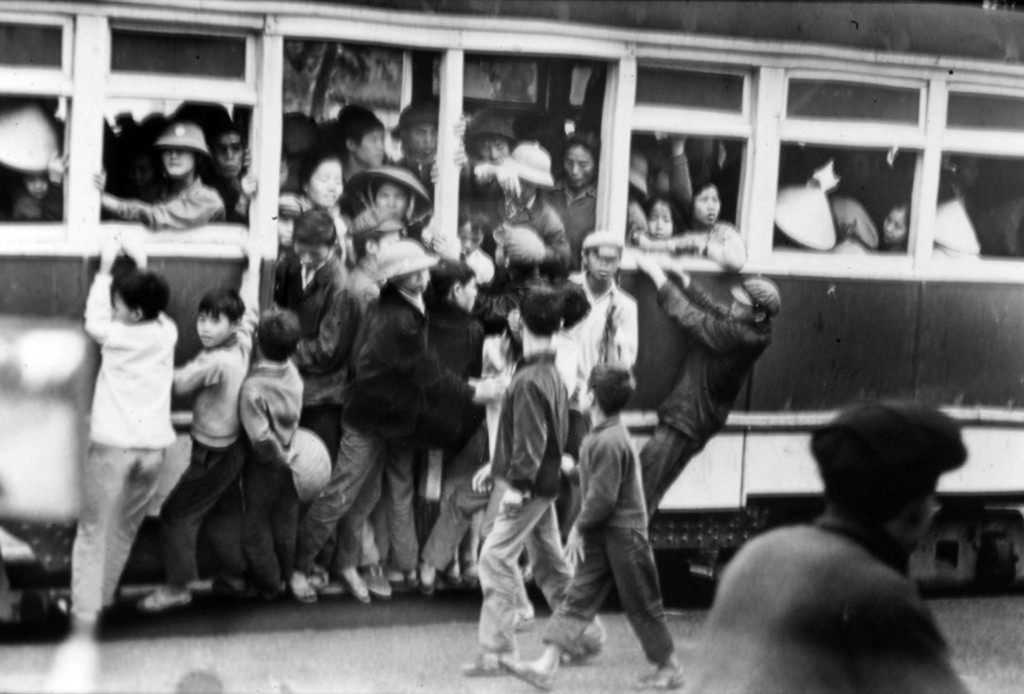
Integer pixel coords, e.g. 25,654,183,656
775,185,836,250
934,199,980,255
0,102,59,173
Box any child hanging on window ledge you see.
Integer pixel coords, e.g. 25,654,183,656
96,120,226,231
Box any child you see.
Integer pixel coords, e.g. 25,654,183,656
139,248,259,612
638,187,746,271
347,205,405,310
11,171,59,221
463,285,575,677
97,120,226,230
882,203,910,252
238,308,306,600
508,365,684,692
71,236,177,628
457,203,496,285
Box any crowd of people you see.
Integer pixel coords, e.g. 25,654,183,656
33,95,977,693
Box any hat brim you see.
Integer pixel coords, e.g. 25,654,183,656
511,161,554,189
347,166,432,209
730,284,754,307
154,142,211,158
381,254,439,281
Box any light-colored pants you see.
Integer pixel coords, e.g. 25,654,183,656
71,443,164,616
477,479,571,655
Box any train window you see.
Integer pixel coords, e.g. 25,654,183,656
934,154,1024,260
111,29,247,79
0,97,68,225
465,56,539,106
98,100,253,229
947,93,1024,131
0,23,62,68
787,79,920,124
628,133,747,268
774,144,917,255
635,67,744,113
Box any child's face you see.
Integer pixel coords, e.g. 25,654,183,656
395,268,430,296
584,247,622,283
161,149,198,180
647,201,674,239
304,159,343,209
458,222,483,255
883,206,909,249
375,182,410,219
692,185,721,229
452,278,479,313
24,174,49,200
111,291,141,324
349,129,386,168
196,312,236,349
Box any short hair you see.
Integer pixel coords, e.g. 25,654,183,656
256,308,301,361
556,280,590,330
111,269,170,321
430,259,476,300
692,178,720,199
519,285,564,337
645,195,683,231
336,104,384,150
565,131,600,163
297,150,343,189
197,288,244,322
587,364,635,416
293,208,336,247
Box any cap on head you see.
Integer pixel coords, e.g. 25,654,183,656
582,230,625,253
812,402,967,522
393,100,439,137
731,276,781,317
377,239,438,281
509,141,555,189
495,223,546,268
154,121,210,157
466,110,515,147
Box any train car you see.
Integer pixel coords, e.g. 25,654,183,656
3,1,1024,620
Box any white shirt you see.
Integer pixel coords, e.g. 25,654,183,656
568,272,639,395
84,273,178,449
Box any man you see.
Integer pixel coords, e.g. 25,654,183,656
393,100,439,191
633,254,777,515
688,402,970,694
204,110,256,223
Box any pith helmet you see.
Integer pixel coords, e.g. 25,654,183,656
377,239,439,281
582,230,625,252
154,120,211,157
0,102,59,173
509,141,555,189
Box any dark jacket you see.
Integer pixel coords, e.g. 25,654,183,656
575,416,647,533
491,351,568,499
473,271,548,336
344,284,475,444
545,181,596,272
655,280,771,440
689,509,969,694
274,255,361,407
505,194,572,279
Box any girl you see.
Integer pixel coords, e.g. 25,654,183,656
278,150,349,262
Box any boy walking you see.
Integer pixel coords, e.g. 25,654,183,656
140,249,258,611
507,365,684,691
72,236,177,626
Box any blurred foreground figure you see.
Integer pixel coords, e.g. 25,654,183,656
687,402,970,694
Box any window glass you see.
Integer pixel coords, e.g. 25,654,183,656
0,24,62,67
111,30,246,79
935,153,1024,260
787,80,920,123
99,100,253,228
636,67,743,112
627,133,746,270
774,144,917,255
465,57,539,106
948,94,1024,131
0,97,68,224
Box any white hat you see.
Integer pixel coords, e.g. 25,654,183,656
830,195,879,250
508,142,555,189
377,239,439,280
775,185,836,250
934,199,980,255
582,230,625,251
287,428,331,503
0,102,59,173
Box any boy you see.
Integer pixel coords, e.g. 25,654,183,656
238,308,306,600
139,248,258,611
72,236,177,627
463,285,574,677
335,104,386,187
347,205,404,311
507,365,684,691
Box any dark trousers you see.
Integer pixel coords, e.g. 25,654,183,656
544,527,674,666
300,404,344,570
241,458,300,595
159,437,246,588
639,425,706,518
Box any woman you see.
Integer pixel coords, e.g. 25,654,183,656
278,150,349,262
546,132,599,270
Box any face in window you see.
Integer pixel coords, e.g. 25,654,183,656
403,123,438,163
212,132,244,179
375,181,411,220
161,149,198,180
647,199,675,239
692,184,721,231
349,129,386,169
196,312,236,349
23,174,49,201
584,247,622,284
478,137,511,164
303,159,343,209
883,205,909,251
563,144,596,191
458,221,484,255
128,153,156,192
